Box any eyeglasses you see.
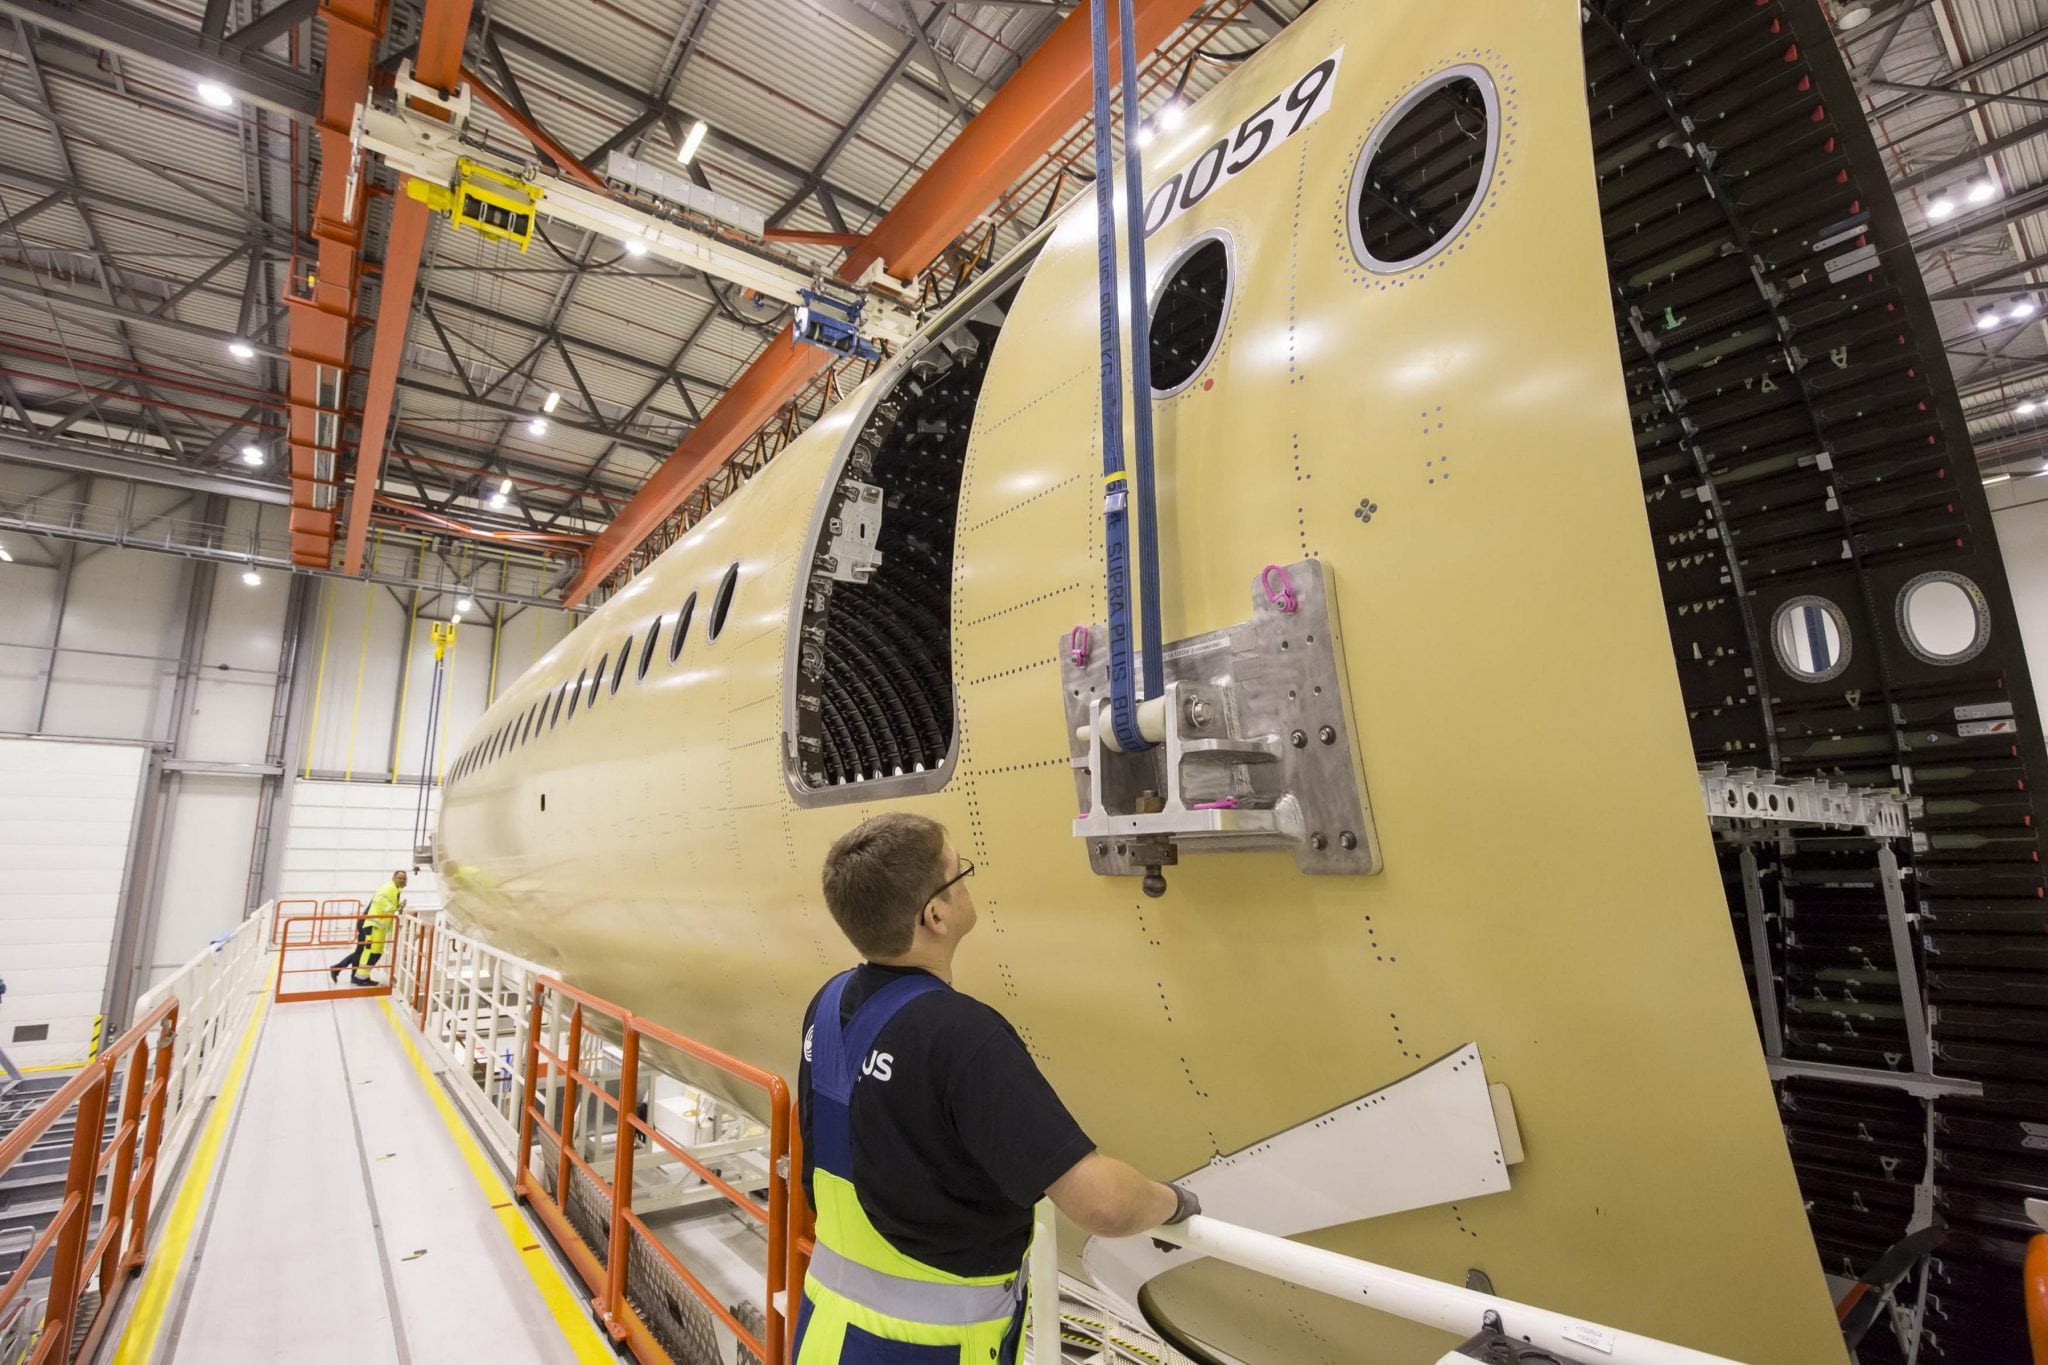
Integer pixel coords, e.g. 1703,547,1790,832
924,858,975,906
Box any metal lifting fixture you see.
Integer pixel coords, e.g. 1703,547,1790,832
1065,0,1377,896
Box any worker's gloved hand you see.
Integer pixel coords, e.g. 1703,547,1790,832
1151,1184,1201,1253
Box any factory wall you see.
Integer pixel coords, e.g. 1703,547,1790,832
293,575,572,784
0,468,575,1047
1991,491,2048,727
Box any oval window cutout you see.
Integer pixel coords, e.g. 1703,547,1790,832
637,619,662,680
588,656,608,708
708,562,740,643
611,637,632,695
1771,596,1852,684
670,591,698,664
569,667,587,719
1349,66,1498,273
1150,235,1231,396
1898,571,1990,665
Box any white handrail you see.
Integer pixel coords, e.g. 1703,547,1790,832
133,903,273,1197
1141,1216,1744,1365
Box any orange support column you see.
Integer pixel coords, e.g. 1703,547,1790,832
41,1069,108,1354
123,1011,177,1268
286,0,387,567
2029,1233,2048,1363
338,0,477,575
597,1028,640,1343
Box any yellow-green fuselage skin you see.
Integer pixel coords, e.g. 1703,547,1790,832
442,3,1846,1359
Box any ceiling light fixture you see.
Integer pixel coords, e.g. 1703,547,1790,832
455,596,473,614
1969,177,1999,205
2020,400,2039,416
1927,196,1958,222
196,81,234,109
542,391,560,414
499,477,514,494
228,340,256,360
1160,99,1187,131
1977,308,2001,331
675,119,709,166
527,417,548,436
1984,472,2014,485
240,444,265,465
624,237,649,258
0,544,12,563
2012,296,2039,321
1838,5,1872,28
489,492,508,510
241,568,262,586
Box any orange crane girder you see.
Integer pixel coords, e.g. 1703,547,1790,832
562,0,1207,605
334,0,476,576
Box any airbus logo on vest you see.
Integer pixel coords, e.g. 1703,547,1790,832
862,1050,894,1082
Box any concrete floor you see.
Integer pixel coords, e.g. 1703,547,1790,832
148,998,593,1365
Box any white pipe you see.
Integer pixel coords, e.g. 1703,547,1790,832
1152,1217,1745,1365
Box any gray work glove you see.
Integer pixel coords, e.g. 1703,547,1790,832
1152,1184,1200,1252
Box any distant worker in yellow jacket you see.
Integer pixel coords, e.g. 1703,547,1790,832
331,869,405,985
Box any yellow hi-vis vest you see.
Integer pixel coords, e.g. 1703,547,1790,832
363,882,399,952
795,971,1027,1365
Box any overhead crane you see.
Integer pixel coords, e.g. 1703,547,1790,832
349,62,922,355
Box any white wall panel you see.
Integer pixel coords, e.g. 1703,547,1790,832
183,549,291,763
279,779,441,911
0,737,145,1066
149,776,262,987
295,579,574,781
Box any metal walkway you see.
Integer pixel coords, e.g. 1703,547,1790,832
117,997,606,1365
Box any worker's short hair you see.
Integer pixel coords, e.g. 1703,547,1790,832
822,814,948,958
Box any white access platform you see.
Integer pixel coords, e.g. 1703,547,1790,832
106,997,608,1365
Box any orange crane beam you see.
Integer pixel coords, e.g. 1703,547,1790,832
284,0,386,566
561,0,1207,606
337,0,476,575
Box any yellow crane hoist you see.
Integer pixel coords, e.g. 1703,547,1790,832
406,160,539,251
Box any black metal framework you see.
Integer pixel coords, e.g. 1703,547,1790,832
1586,3,2048,1358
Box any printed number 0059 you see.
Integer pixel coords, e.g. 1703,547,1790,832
1143,53,1340,238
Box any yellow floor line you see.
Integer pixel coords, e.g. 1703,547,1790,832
375,998,615,1362
109,990,271,1365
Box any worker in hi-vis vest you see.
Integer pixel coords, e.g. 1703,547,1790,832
331,869,405,985
796,815,1198,1364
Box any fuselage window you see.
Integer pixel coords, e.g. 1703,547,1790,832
785,263,1034,804
588,655,608,708
569,668,587,720
708,564,739,644
1897,572,1991,666
1150,234,1231,396
669,592,697,664
638,618,663,680
1348,65,1498,273
611,637,632,695
1771,595,1852,684
550,682,567,729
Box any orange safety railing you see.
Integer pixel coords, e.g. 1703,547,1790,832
0,997,177,1364
2029,1231,2048,1363
269,897,319,946
513,975,795,1365
273,912,397,1002
397,916,437,1029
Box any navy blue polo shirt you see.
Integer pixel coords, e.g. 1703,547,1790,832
798,964,1094,1278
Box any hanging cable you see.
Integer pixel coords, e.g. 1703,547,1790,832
1089,0,1150,754
1117,0,1164,712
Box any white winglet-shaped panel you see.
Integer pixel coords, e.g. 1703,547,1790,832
1083,1043,1510,1319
